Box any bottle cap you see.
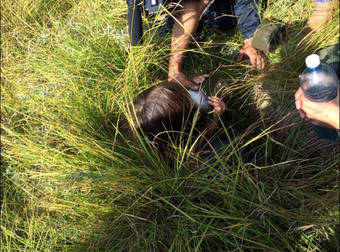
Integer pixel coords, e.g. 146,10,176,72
305,54,321,68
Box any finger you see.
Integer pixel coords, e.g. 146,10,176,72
259,55,265,70
208,98,222,105
208,100,226,111
208,101,223,109
295,96,302,110
295,100,301,110
208,97,226,109
198,76,206,83
261,55,266,69
188,81,199,90
193,74,209,83
236,53,244,62
250,55,257,67
184,80,199,90
208,96,221,101
294,89,303,108
298,109,306,119
192,77,200,84
208,100,219,106
256,56,262,69
294,88,302,99
193,78,203,84
213,106,224,115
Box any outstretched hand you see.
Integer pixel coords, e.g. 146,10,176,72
237,38,265,70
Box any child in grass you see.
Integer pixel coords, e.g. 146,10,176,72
130,74,227,160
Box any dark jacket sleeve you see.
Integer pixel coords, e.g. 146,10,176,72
233,0,260,39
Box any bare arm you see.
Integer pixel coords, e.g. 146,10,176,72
233,0,265,69
168,0,210,90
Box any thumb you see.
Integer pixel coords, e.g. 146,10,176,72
298,109,306,119
187,80,199,90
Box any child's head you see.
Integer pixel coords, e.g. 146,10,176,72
131,81,193,152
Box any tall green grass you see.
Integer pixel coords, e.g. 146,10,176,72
1,0,339,251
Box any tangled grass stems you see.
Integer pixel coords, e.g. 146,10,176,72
2,0,339,251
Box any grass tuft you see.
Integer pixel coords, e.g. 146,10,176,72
1,0,339,251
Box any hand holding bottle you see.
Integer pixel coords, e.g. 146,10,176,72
208,97,226,116
297,54,339,140
295,87,339,130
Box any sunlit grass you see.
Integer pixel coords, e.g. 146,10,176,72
1,0,339,251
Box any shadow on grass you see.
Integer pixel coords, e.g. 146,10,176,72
57,13,339,251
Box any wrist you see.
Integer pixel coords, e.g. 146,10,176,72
168,70,180,80
168,60,182,78
244,38,253,46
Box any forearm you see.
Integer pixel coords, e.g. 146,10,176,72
169,0,209,76
307,0,339,32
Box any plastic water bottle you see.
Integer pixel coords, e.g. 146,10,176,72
188,76,226,114
300,54,339,140
188,89,212,114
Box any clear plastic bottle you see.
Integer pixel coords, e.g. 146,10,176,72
300,54,339,140
188,89,212,114
188,76,225,114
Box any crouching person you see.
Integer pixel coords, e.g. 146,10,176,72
129,75,227,162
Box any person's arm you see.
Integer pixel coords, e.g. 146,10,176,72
234,0,265,69
307,0,338,33
168,0,210,90
295,87,339,130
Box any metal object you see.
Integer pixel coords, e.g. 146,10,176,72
251,19,281,53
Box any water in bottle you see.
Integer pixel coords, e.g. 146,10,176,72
300,54,339,140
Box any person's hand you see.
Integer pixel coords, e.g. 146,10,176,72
208,96,226,116
295,87,340,130
168,71,199,91
192,74,209,85
237,38,265,70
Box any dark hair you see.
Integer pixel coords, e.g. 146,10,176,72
131,81,193,154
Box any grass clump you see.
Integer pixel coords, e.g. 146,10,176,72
1,0,339,251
